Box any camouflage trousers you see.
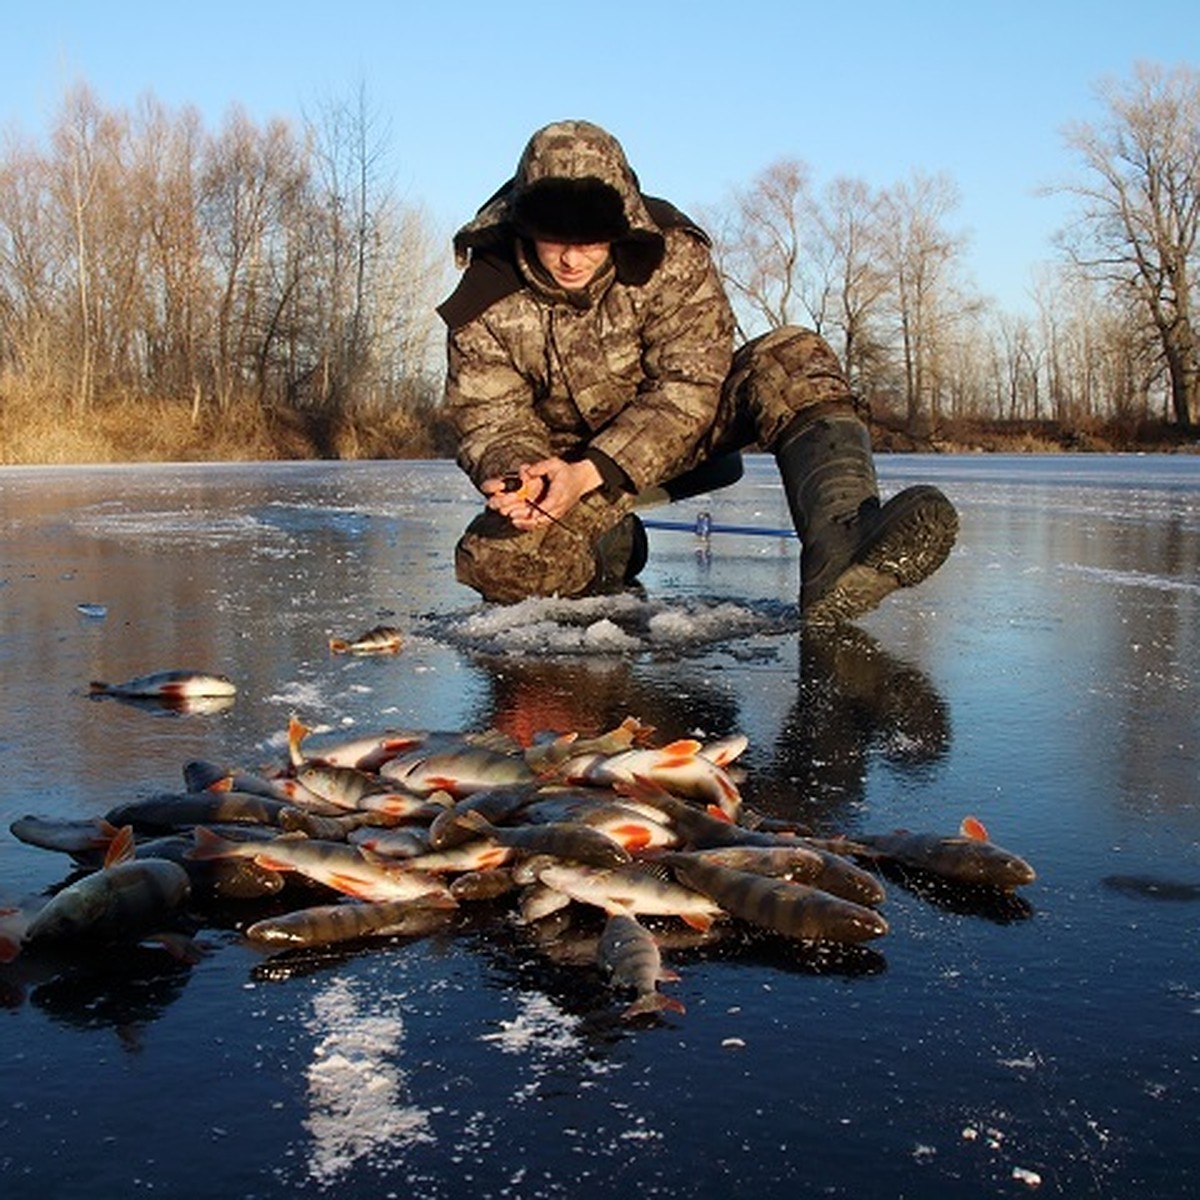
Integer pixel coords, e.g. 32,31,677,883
455,326,855,603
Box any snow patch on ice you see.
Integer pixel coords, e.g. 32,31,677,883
301,976,434,1186
424,593,799,658
479,990,585,1057
72,505,291,550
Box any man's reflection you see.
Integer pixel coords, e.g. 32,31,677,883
758,626,952,825
464,653,744,748
462,626,951,838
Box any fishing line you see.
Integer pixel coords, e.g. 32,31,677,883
500,473,579,536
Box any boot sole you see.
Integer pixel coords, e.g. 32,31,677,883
803,487,959,625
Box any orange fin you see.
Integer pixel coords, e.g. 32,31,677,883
103,824,136,867
681,913,714,932
611,824,653,850
287,714,311,765
960,815,990,841
661,738,702,755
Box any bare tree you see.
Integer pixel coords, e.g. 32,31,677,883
711,158,818,336
131,97,210,417
0,134,63,385
48,85,112,414
1056,61,1200,428
199,107,307,413
876,171,970,433
810,175,892,395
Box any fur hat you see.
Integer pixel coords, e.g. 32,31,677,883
512,177,631,244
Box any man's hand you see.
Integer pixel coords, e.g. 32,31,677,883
481,457,602,531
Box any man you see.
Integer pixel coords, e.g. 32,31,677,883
437,120,958,623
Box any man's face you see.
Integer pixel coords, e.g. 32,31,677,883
533,240,611,290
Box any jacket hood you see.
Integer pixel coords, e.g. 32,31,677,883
451,120,667,284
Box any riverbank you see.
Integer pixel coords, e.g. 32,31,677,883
1,385,1195,465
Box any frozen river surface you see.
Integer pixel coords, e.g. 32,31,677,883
1,453,1198,1198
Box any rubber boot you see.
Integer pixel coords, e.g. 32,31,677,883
775,413,959,624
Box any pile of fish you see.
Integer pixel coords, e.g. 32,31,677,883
3,712,1036,1021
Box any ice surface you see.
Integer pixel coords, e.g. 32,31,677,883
1,454,1198,1200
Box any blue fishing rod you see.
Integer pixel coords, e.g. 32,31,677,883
640,512,797,540
635,452,798,540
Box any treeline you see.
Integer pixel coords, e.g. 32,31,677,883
0,84,452,462
0,64,1196,465
706,61,1200,440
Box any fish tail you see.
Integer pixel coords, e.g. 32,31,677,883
622,992,686,1020
328,638,350,653
287,715,311,766
88,680,111,694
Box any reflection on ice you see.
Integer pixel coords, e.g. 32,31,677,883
302,976,434,1185
1061,563,1200,594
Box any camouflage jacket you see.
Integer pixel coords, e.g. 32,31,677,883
438,121,736,494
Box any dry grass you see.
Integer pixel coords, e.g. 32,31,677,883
2,377,1192,466
0,381,456,464
0,382,277,464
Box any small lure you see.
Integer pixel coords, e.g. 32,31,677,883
500,473,574,532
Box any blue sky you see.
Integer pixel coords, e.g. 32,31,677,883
2,1,1195,313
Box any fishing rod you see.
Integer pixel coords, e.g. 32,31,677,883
501,471,795,541
639,512,798,540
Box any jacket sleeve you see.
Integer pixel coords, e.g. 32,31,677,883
444,313,554,488
587,232,736,492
